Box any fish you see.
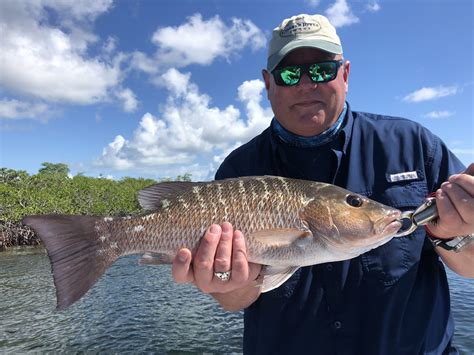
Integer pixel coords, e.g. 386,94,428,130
22,176,402,310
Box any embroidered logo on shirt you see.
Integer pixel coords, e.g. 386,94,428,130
388,171,419,182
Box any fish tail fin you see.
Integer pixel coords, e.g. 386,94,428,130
22,215,117,310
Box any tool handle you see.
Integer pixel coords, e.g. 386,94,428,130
412,198,438,227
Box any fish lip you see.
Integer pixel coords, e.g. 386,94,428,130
383,220,403,236
375,210,402,236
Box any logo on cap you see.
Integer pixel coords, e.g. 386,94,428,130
279,17,321,37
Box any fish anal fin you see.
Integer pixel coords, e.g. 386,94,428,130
138,252,174,265
249,228,313,247
259,266,300,293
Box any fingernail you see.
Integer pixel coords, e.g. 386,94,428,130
222,222,231,233
178,251,188,263
210,224,220,234
448,174,460,182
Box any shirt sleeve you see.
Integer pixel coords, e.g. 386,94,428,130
422,128,465,193
215,157,240,181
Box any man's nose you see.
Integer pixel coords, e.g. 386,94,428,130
298,72,317,87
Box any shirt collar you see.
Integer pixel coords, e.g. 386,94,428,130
269,101,354,155
272,103,347,148
338,101,353,155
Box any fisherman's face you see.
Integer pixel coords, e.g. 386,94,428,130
263,47,350,137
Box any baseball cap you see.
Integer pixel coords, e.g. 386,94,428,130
267,14,343,72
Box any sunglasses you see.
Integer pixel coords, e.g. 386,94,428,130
272,60,344,86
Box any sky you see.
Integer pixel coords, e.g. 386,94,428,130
0,0,473,181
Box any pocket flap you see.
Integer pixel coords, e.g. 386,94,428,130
377,181,428,208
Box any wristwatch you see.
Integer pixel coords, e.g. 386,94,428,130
400,196,473,252
430,234,474,252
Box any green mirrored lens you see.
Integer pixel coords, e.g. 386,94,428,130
309,62,336,82
280,67,301,85
273,61,341,86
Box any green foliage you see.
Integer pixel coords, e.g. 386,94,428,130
0,168,30,184
0,164,189,223
159,173,192,182
38,162,70,177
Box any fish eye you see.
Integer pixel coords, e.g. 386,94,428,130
346,195,363,208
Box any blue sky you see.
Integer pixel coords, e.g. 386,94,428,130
0,0,472,181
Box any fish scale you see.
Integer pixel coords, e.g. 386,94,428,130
23,176,402,310
108,177,305,257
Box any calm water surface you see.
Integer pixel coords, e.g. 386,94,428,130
1,247,473,353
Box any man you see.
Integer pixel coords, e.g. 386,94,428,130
172,14,474,354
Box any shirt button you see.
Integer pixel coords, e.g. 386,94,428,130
326,264,333,271
333,320,342,330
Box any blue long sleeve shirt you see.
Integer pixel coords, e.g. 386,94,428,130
215,103,465,355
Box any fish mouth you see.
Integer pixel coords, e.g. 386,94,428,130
375,211,402,236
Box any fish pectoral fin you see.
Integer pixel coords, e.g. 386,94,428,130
258,266,300,293
301,205,340,239
249,228,313,247
138,252,174,265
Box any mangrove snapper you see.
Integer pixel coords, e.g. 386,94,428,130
23,176,402,310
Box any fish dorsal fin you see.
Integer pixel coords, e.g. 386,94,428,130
138,181,201,210
249,228,313,247
259,266,300,293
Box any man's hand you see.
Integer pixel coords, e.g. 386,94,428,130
172,222,262,294
429,163,474,238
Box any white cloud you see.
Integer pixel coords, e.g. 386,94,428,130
0,0,127,108
42,0,113,21
101,174,115,180
156,69,192,96
0,99,49,120
367,1,381,12
449,141,474,165
130,51,159,74
403,85,458,102
115,88,138,113
307,0,321,7
325,0,359,28
238,80,269,126
103,36,118,55
131,13,266,72
451,148,474,157
422,110,455,119
96,69,273,179
100,135,134,170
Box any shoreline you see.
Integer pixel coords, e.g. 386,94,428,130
0,221,40,251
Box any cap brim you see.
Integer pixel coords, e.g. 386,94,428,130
267,39,343,71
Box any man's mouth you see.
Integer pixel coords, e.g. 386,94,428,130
294,100,321,108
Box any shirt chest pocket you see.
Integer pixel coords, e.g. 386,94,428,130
360,181,428,286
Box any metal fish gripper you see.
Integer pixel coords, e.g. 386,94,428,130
394,197,473,252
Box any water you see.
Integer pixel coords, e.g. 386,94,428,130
0,247,243,353
0,247,473,354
